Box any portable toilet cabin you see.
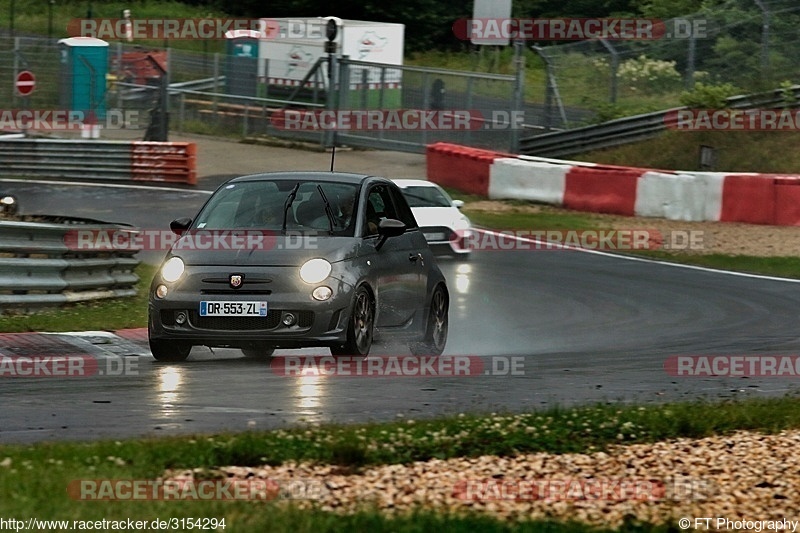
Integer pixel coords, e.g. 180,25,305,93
225,29,261,97
58,37,109,121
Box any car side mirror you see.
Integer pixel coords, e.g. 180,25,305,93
452,199,464,209
375,218,406,251
170,217,192,235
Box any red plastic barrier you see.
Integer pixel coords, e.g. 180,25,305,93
719,174,774,224
131,142,197,185
426,142,512,196
773,176,800,226
563,166,643,215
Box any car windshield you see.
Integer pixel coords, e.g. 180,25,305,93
401,185,451,208
194,179,360,236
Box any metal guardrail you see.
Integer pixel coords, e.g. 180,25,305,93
518,108,680,158
121,76,228,103
0,139,134,180
0,139,197,184
0,217,140,312
168,76,226,93
520,85,800,158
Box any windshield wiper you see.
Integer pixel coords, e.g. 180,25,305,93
281,183,301,234
316,185,336,234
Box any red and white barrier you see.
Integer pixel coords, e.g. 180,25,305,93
426,142,800,226
563,165,642,216
489,158,569,205
426,143,513,196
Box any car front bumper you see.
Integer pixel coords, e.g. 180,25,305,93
148,265,354,349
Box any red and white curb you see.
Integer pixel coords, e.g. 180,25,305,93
0,329,148,358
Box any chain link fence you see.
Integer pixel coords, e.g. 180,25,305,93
1,35,525,152
534,0,800,129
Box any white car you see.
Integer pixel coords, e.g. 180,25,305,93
393,179,472,258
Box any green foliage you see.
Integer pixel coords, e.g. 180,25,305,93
587,103,629,123
679,82,740,109
577,129,800,175
779,80,797,108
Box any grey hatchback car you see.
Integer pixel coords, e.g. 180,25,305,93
148,171,449,361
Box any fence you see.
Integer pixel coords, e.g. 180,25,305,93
0,217,140,313
534,1,800,130
520,83,800,158
2,35,526,153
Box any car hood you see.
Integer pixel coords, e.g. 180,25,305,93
169,235,360,267
411,207,470,229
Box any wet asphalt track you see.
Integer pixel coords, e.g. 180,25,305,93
3,179,800,444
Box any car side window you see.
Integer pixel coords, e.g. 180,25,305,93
364,184,399,236
389,186,418,229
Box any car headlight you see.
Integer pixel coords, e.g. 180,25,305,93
161,256,185,283
299,258,331,284
453,216,471,230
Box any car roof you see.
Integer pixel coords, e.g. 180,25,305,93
229,171,377,185
391,179,441,188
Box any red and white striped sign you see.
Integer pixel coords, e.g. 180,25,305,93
15,71,35,96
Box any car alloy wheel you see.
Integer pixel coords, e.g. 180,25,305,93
331,286,374,356
410,284,448,356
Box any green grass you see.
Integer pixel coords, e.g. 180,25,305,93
630,251,800,279
575,130,800,173
3,397,800,530
463,208,605,232
0,263,155,332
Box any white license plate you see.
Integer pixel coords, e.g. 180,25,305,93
424,232,446,241
200,301,268,316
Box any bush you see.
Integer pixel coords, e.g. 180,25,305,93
679,82,741,109
618,55,683,95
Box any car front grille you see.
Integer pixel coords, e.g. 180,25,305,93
420,226,453,242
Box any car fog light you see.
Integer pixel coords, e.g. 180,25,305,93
282,312,297,326
155,284,168,299
312,286,333,301
175,312,187,325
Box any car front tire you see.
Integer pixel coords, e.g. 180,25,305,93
331,286,374,356
410,284,448,356
149,339,192,362
242,345,276,359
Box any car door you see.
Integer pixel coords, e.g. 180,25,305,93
362,183,423,328
388,183,429,321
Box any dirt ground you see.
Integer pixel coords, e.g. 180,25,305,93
465,201,800,257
